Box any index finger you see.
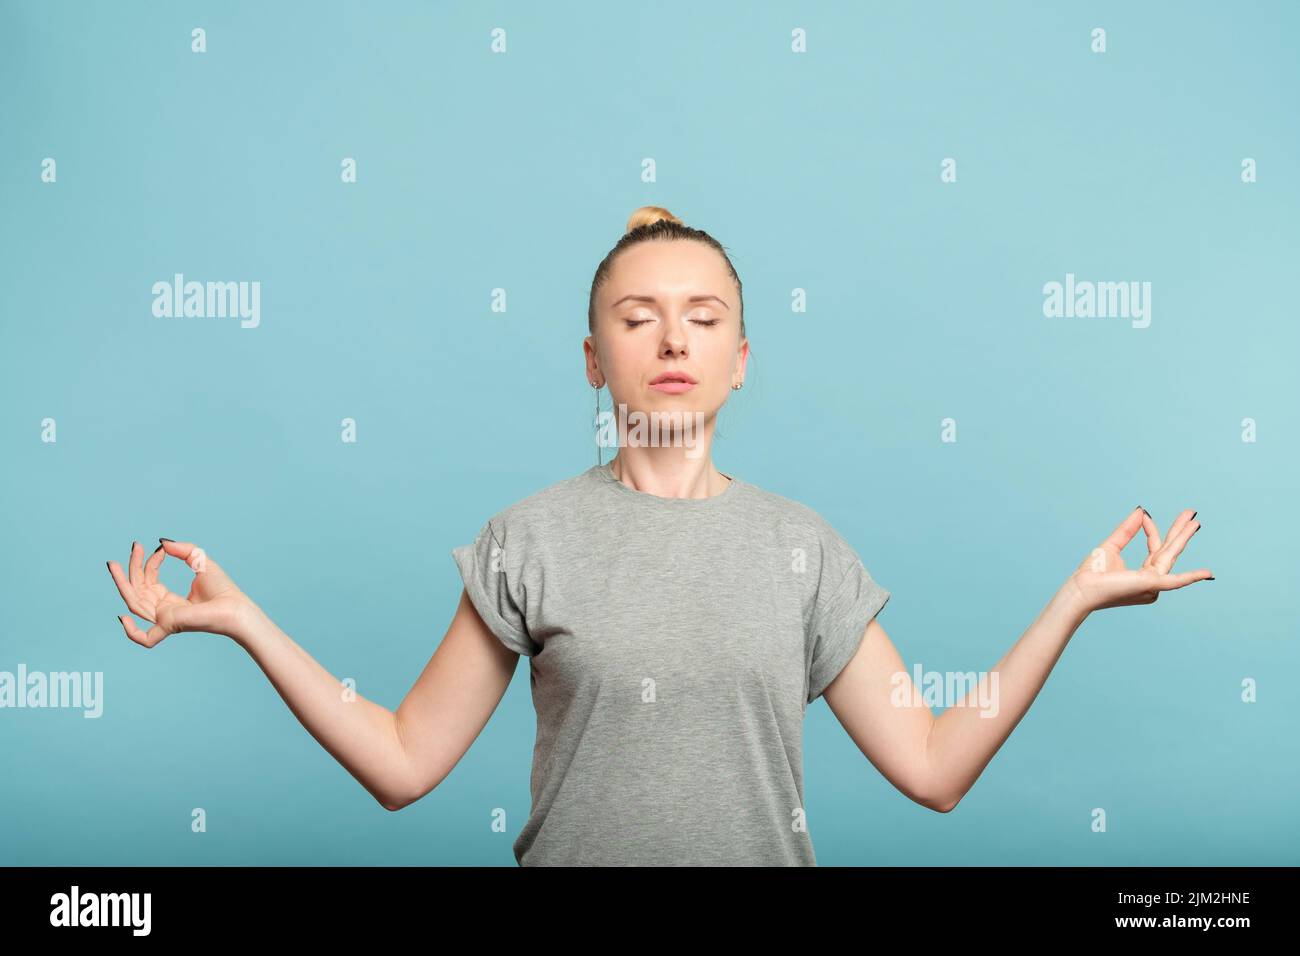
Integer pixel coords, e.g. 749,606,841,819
158,539,205,572
1100,506,1146,553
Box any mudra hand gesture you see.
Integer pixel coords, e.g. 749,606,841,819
1068,506,1212,612
106,539,259,647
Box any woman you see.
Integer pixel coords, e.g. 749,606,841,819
105,206,1213,866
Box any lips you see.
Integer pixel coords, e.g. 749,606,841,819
650,371,697,385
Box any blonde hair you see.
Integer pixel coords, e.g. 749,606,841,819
624,205,684,232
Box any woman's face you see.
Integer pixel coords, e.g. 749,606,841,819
586,240,748,430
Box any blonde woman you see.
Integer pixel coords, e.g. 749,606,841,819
105,206,1213,866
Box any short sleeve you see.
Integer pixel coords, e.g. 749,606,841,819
806,529,890,704
451,518,540,657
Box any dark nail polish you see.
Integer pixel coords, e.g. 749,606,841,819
1141,508,1151,518
152,543,163,553
105,561,111,571
159,538,174,544
1207,576,1215,580
1190,511,1197,520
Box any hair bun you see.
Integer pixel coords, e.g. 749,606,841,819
626,205,684,233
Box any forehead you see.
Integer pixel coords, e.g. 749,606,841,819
601,241,732,307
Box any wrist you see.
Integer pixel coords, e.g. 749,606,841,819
1058,577,1095,625
230,600,273,650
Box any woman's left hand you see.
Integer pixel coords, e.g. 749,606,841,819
1068,506,1213,613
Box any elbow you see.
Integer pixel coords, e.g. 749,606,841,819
382,779,434,812
926,792,960,813
904,781,959,814
379,787,415,812
915,775,960,812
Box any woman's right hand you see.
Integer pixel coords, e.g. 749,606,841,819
106,539,260,647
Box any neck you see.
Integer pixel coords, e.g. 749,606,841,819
609,448,730,499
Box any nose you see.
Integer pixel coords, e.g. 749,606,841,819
659,318,688,357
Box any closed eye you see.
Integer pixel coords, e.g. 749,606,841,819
625,318,719,328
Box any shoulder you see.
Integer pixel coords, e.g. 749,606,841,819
735,477,870,583
734,477,841,540
481,467,596,543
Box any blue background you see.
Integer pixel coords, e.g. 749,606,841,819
1,0,1295,865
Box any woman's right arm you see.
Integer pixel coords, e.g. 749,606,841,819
108,539,521,813
235,588,519,812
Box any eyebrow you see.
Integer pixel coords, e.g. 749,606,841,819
610,294,730,311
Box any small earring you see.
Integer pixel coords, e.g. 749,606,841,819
732,381,743,390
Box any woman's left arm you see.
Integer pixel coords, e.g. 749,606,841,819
823,506,1212,813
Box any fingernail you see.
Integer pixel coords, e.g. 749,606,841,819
1207,576,1215,580
105,561,111,571
152,543,163,554
1190,511,1197,520
159,538,174,544
1141,508,1151,518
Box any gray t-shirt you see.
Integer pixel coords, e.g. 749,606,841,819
451,461,890,866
